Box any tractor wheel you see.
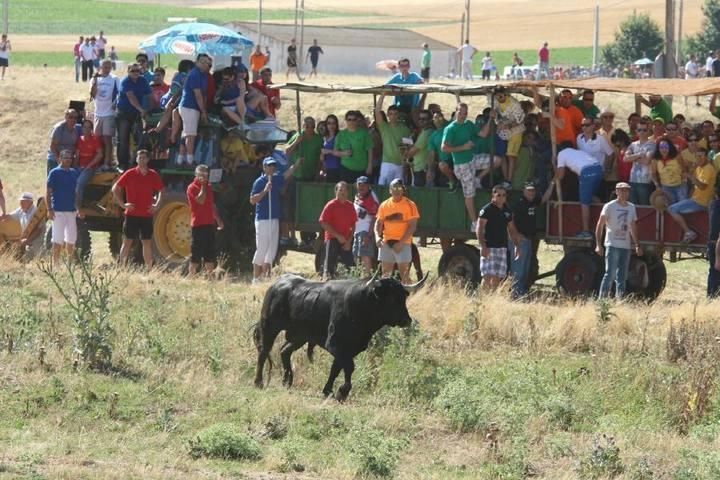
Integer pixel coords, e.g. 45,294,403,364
437,243,481,287
556,251,601,297
627,255,666,301
153,191,191,265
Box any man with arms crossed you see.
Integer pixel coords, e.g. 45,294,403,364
375,179,419,285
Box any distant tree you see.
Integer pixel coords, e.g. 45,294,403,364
686,0,720,58
602,12,664,67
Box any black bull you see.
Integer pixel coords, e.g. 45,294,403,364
253,272,427,401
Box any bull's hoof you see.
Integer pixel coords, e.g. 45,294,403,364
282,373,293,388
254,378,264,389
335,384,351,402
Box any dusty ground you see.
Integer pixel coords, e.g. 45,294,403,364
105,0,706,50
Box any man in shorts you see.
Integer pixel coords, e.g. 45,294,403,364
187,165,224,276
476,184,520,291
178,54,212,166
46,149,80,263
352,176,379,274
90,59,119,167
319,181,357,279
375,179,420,284
493,87,525,181
306,39,324,78
112,149,165,268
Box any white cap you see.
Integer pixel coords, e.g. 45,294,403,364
19,192,34,201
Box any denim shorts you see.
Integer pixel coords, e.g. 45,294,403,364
668,198,706,215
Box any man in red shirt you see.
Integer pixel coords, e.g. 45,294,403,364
538,42,550,79
112,149,164,268
186,165,224,275
318,181,357,279
250,67,281,117
75,119,104,213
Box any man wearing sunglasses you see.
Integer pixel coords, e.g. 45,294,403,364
385,57,423,114
624,118,656,205
178,54,213,167
116,63,151,170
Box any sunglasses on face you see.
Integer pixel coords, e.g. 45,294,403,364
494,193,507,197
399,63,410,68
659,144,670,149
581,123,593,127
346,118,357,122
636,128,648,132
583,98,594,102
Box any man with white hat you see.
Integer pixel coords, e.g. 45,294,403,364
595,182,642,299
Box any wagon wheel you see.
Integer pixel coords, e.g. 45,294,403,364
627,255,666,301
437,243,481,287
153,191,191,264
556,251,601,297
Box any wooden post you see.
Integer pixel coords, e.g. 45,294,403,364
489,90,495,187
295,90,302,132
548,84,563,241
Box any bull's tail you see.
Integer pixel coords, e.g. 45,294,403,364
252,322,275,388
307,342,316,363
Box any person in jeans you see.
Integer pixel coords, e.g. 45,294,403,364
554,147,603,239
510,181,554,299
74,119,104,213
624,119,656,205
318,181,357,279
116,63,151,170
595,182,642,299
708,195,720,298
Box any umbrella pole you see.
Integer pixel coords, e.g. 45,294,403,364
296,90,302,132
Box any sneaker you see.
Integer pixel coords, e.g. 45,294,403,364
683,230,698,243
470,220,477,233
575,231,593,240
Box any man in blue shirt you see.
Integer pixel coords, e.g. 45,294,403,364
249,156,301,282
46,149,80,263
179,54,212,167
385,57,423,114
116,63,151,170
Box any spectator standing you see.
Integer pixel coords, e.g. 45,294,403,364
555,147,604,238
713,49,720,77
286,38,298,78
79,37,96,82
476,184,520,291
74,119,103,211
249,157,299,282
249,45,266,82
572,90,600,120
334,110,373,183
404,109,433,186
637,94,673,124
135,53,154,83
306,39,324,78
510,182,554,299
611,129,633,184
668,147,716,243
420,43,431,82
624,119,656,205
90,59,119,167
353,176,379,274
538,42,550,79
512,52,524,79
73,36,84,82
494,87,526,181
577,116,614,170
708,197,720,297
320,114,342,183
375,94,412,185
652,139,687,205
685,54,699,79
46,150,80,263
319,181,357,279
429,111,455,189
706,51,715,77
0,34,11,80
595,182,641,299
96,31,107,59
149,67,169,111
116,63,151,170
458,40,477,81
251,67,281,117
375,179,419,284
112,150,165,268
385,58,424,113
4,193,44,259
108,46,118,70
480,52,493,81
187,165,224,275
47,109,79,174
179,54,212,167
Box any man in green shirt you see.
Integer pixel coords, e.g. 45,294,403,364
420,43,431,82
428,111,455,189
376,94,412,185
442,103,481,231
404,109,433,186
333,110,373,183
638,94,673,124
572,89,600,119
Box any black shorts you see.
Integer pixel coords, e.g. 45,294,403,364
0,58,8,67
191,225,216,264
311,58,319,68
123,216,153,240
421,67,430,80
282,179,296,222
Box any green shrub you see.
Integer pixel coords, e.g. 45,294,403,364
188,423,262,461
577,434,625,479
673,448,720,480
544,394,576,431
277,437,307,473
348,426,407,478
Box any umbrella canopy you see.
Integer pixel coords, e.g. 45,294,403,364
139,22,253,57
634,58,654,66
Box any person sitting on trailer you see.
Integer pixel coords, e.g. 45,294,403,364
215,67,246,128
554,146,604,239
493,87,525,182
667,147,716,243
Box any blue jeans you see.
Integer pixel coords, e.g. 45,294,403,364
599,246,631,299
510,237,533,298
662,184,687,205
629,182,652,205
579,164,603,205
74,58,81,82
75,167,96,210
116,110,139,170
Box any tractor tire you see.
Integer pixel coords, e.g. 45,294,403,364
437,243,481,287
627,256,666,301
152,191,191,266
556,250,601,297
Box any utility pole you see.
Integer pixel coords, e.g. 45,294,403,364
465,0,471,42
257,0,263,47
460,13,465,44
665,0,677,78
677,0,684,63
592,3,599,68
299,0,305,67
294,0,299,40
2,0,8,35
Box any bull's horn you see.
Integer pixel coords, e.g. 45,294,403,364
365,269,380,287
403,272,429,293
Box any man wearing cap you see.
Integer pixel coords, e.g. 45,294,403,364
510,182,554,299
353,176,380,274
375,179,420,284
595,182,641,299
249,156,300,282
5,192,44,259
477,184,520,291
319,181,357,279
667,147,716,243
47,149,81,263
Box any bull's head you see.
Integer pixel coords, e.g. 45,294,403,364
365,272,428,327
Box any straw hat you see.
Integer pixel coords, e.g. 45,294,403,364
649,190,667,212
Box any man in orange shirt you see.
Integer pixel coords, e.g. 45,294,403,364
374,179,420,284
249,45,267,82
533,87,582,148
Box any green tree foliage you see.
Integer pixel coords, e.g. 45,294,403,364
602,13,664,67
686,0,720,57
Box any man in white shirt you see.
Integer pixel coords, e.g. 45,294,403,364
706,52,714,77
686,54,699,79
96,31,107,59
480,52,493,81
4,192,44,259
577,117,614,177
555,147,603,238
457,40,477,81
90,59,119,167
79,38,96,82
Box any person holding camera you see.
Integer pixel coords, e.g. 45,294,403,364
187,165,224,276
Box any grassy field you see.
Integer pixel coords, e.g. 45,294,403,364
3,66,720,478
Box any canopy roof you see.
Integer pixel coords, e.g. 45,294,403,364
276,78,720,97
